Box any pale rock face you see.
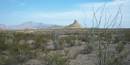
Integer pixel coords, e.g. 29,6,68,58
65,20,85,28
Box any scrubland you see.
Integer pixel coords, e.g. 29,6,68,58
0,28,130,65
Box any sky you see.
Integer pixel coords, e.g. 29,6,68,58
0,0,129,28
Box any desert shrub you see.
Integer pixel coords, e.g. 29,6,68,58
107,53,128,65
64,36,76,47
33,35,49,49
28,50,38,59
53,40,64,50
44,47,51,54
23,33,33,41
71,52,79,59
13,33,24,41
115,43,124,53
40,44,46,51
70,36,77,40
78,41,82,46
124,33,130,41
64,50,70,56
0,34,8,50
5,34,14,39
114,36,120,43
8,41,37,64
0,55,16,65
69,40,75,47
81,43,94,54
40,50,70,65
65,37,71,43
78,36,90,43
122,41,127,45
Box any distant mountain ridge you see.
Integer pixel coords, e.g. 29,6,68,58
0,21,65,30
0,24,8,29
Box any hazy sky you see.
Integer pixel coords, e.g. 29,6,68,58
0,0,129,28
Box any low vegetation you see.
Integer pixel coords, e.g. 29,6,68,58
0,28,130,65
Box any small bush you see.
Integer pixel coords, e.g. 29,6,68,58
122,41,126,45
115,43,124,53
8,41,37,64
64,50,70,56
69,40,75,47
78,42,82,46
28,51,38,59
33,35,49,49
114,36,120,43
40,44,46,51
40,50,70,65
71,52,79,59
53,40,64,50
81,43,94,54
0,55,15,65
78,36,90,43
108,53,128,65
0,34,8,50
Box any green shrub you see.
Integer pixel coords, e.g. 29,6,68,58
78,42,82,46
122,41,126,45
70,40,75,47
64,50,70,56
124,33,130,41
5,34,13,39
115,43,124,53
0,55,16,65
71,52,79,59
40,44,46,51
107,53,128,65
40,50,70,65
8,41,37,64
114,36,120,43
28,50,38,59
0,34,8,50
78,36,90,43
54,40,64,50
81,43,94,54
33,35,49,49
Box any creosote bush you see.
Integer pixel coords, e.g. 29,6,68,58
40,50,70,65
122,41,126,45
0,55,14,65
0,34,8,50
54,40,64,50
81,43,94,54
71,52,79,59
108,53,128,65
115,43,124,53
33,34,49,49
7,41,37,64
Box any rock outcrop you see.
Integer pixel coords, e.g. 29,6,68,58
65,20,84,28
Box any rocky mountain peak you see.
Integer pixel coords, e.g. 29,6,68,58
74,20,78,24
65,20,84,28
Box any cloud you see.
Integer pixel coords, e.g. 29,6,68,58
20,3,26,6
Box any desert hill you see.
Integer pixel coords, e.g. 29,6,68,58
65,20,84,28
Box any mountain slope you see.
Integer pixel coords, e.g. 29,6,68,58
8,21,64,29
0,24,8,29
